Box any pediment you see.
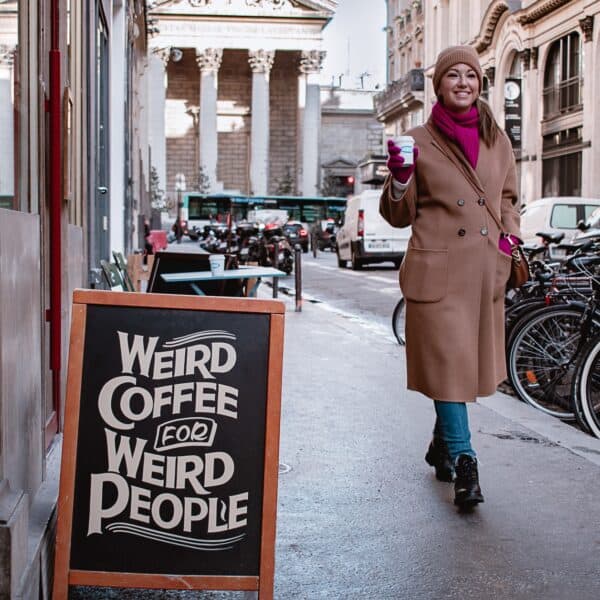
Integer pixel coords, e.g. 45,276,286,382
150,0,337,18
322,157,357,169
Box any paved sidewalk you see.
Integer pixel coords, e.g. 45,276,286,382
72,288,600,599
271,292,600,600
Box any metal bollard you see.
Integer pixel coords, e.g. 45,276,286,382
294,244,302,312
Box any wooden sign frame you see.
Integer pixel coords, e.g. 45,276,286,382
53,290,285,599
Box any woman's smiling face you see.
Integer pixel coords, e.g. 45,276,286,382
438,63,480,113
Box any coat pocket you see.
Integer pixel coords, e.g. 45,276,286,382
494,249,513,300
400,247,448,303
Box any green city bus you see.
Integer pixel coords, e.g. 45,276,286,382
182,193,347,228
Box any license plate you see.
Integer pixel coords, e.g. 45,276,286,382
366,241,391,251
550,247,567,259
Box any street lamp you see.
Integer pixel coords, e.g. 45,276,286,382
174,172,186,244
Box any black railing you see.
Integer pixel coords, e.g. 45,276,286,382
374,68,424,115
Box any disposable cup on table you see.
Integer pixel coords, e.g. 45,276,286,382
209,254,225,276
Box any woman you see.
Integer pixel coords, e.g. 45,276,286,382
380,46,521,508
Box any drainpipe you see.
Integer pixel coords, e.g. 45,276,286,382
49,0,62,428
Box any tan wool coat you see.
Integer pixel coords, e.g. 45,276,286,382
380,118,521,402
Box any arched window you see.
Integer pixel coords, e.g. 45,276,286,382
481,76,490,101
543,32,582,119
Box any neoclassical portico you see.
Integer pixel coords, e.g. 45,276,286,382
148,0,336,196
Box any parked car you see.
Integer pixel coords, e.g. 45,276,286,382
520,197,600,245
336,190,410,269
571,205,600,244
283,221,309,252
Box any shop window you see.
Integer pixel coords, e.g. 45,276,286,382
543,32,582,119
542,152,581,197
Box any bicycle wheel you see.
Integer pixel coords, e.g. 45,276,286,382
507,305,586,419
392,297,405,345
572,335,600,437
505,297,547,350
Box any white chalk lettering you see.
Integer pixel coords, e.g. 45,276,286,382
151,493,183,529
118,332,159,377
105,429,147,476
152,350,174,380
130,485,151,524
88,474,248,535
87,472,130,535
98,375,137,430
99,378,239,430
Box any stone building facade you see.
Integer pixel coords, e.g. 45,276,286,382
375,0,426,139
320,87,385,195
0,1,150,597
379,0,600,206
148,0,337,201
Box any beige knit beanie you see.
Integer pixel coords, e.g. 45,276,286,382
432,45,483,95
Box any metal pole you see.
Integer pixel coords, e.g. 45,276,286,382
176,189,182,243
294,244,302,312
272,239,278,270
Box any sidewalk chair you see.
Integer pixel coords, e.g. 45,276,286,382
100,260,125,291
112,251,136,292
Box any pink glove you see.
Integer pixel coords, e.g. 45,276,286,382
499,234,522,255
387,139,419,184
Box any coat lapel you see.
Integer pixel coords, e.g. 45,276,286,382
424,121,485,196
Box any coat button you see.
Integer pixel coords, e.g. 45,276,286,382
480,227,488,236
478,197,486,206
457,199,465,206
458,228,466,237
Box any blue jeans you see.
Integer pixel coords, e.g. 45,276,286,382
433,400,476,462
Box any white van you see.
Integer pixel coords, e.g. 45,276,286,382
520,197,600,244
336,189,411,269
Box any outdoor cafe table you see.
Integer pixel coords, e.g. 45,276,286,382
160,265,288,298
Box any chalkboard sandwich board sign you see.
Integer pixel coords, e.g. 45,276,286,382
53,290,285,599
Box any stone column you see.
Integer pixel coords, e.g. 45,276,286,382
520,48,537,206
196,48,223,192
148,47,169,197
299,50,325,197
0,46,15,197
248,49,275,196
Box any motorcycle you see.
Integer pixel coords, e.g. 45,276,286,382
236,223,261,264
261,223,294,274
169,218,199,242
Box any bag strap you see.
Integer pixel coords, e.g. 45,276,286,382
482,199,511,241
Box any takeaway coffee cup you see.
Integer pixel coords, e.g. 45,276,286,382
209,254,225,276
394,135,415,166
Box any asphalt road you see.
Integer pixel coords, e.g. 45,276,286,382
281,249,402,335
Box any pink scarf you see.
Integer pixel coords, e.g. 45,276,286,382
431,102,480,169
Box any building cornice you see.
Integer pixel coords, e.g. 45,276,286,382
149,0,336,19
472,1,509,53
518,0,574,26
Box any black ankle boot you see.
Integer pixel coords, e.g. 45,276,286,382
454,454,484,507
425,438,455,482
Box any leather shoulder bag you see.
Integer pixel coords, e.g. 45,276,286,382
484,203,529,289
